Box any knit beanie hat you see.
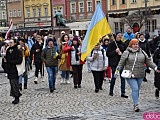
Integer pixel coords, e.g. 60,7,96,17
73,36,79,41
129,39,139,47
115,31,122,37
47,38,53,43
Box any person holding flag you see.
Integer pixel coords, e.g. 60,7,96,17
107,31,128,98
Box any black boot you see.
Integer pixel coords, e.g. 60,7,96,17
143,77,147,82
24,83,27,89
121,94,128,98
12,97,19,104
155,89,159,99
19,84,22,91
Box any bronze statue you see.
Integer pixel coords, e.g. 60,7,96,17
54,10,66,27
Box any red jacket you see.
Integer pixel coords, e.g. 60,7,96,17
63,43,85,67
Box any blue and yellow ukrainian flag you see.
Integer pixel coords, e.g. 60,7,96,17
81,4,111,61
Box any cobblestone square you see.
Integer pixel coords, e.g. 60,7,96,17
0,58,159,120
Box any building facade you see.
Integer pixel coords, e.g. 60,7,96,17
0,0,7,27
64,0,108,36
24,0,51,30
7,0,24,29
108,0,160,35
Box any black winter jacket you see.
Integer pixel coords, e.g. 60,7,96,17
6,45,23,79
31,42,43,62
107,40,126,67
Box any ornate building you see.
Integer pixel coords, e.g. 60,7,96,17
24,0,51,31
108,0,160,35
65,0,108,36
7,0,24,29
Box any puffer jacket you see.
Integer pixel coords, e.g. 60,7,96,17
41,46,61,67
86,48,108,71
118,47,157,78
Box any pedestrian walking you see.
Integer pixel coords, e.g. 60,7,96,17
18,39,30,90
59,34,70,84
86,43,108,93
115,39,159,112
41,38,61,93
6,39,23,104
30,35,44,84
1,40,10,77
153,43,160,99
107,31,128,98
63,36,85,88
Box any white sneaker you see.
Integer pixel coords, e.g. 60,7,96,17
66,80,70,84
5,74,7,77
34,77,38,84
60,79,65,84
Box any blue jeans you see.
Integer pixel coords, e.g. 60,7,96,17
19,71,28,84
126,78,143,105
46,66,57,89
61,71,70,80
110,66,126,94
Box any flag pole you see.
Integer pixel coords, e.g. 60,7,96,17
111,33,118,48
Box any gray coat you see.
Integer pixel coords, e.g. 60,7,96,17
118,47,157,78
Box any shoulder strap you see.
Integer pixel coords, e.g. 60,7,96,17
101,49,104,60
131,52,138,72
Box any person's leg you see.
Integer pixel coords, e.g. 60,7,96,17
9,79,21,104
126,78,139,105
46,67,54,93
72,65,78,88
23,71,28,89
119,68,128,98
52,66,57,90
109,66,116,95
34,62,39,84
92,71,99,92
65,71,70,83
18,75,22,91
137,78,143,98
99,70,104,90
39,61,43,77
78,65,83,88
61,71,66,83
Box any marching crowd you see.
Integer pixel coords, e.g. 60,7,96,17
0,27,160,112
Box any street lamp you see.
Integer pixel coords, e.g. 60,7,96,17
144,0,148,32
50,0,54,34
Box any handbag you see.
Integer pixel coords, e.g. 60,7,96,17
121,52,137,78
16,57,25,76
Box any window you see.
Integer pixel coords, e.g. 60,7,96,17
115,22,118,32
120,22,124,33
71,3,76,13
79,2,84,13
122,0,125,4
9,10,12,17
152,20,157,32
17,10,21,17
147,20,150,32
53,7,57,15
26,9,30,18
38,8,41,17
13,10,16,17
33,8,36,17
95,0,101,7
132,0,136,3
2,11,6,19
44,8,48,16
112,0,116,5
87,1,92,12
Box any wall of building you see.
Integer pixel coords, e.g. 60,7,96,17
7,0,24,28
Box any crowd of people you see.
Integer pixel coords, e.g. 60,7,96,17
0,28,160,112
